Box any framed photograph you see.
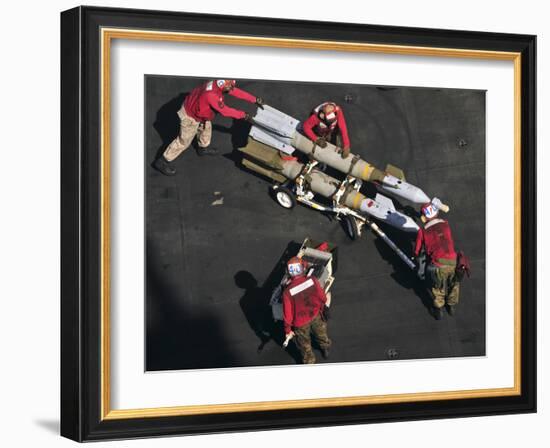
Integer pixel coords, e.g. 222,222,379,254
61,6,536,441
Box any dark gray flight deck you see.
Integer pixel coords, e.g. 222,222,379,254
145,76,486,371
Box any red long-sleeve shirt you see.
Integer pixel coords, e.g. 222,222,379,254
302,104,351,149
183,80,257,122
414,218,457,265
282,276,327,334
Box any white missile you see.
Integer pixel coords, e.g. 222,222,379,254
249,105,441,208
378,171,430,206
239,140,419,232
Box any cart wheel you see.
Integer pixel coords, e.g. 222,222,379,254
273,186,296,209
342,215,360,240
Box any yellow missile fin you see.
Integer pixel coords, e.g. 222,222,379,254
385,164,406,181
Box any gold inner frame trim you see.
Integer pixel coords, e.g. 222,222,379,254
100,27,522,421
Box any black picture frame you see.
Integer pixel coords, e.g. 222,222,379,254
61,5,536,442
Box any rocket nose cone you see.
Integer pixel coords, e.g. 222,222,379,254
385,211,420,232
412,189,430,206
379,180,431,207
399,216,420,232
404,217,420,232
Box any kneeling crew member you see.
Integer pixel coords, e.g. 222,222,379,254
153,79,264,176
302,102,351,158
415,203,460,319
282,257,332,364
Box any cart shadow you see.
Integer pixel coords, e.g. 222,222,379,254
213,119,251,151
218,121,292,197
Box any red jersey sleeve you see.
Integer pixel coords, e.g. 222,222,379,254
336,108,351,149
303,113,320,142
312,277,327,305
414,228,424,257
206,93,246,120
282,289,294,334
229,87,257,103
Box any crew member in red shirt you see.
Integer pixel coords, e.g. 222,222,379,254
282,256,332,364
302,102,351,158
153,79,264,175
415,203,460,319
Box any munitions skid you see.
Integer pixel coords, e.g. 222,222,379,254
237,104,450,273
239,138,419,236
270,238,337,322
245,104,449,230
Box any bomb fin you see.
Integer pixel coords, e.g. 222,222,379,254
375,193,396,211
385,164,406,181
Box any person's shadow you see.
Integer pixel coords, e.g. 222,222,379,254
235,271,274,351
152,92,187,159
235,242,303,363
372,224,433,314
236,270,302,364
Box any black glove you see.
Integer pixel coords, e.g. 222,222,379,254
243,112,255,124
315,137,328,148
255,97,265,109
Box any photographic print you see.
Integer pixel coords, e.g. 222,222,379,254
61,7,536,440
145,76,486,371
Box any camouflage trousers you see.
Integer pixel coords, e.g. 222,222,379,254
163,107,212,162
428,263,460,309
293,313,331,364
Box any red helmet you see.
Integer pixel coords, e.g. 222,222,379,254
216,79,236,92
319,102,338,123
287,256,305,277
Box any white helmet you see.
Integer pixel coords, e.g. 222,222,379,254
421,203,439,220
287,256,305,277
